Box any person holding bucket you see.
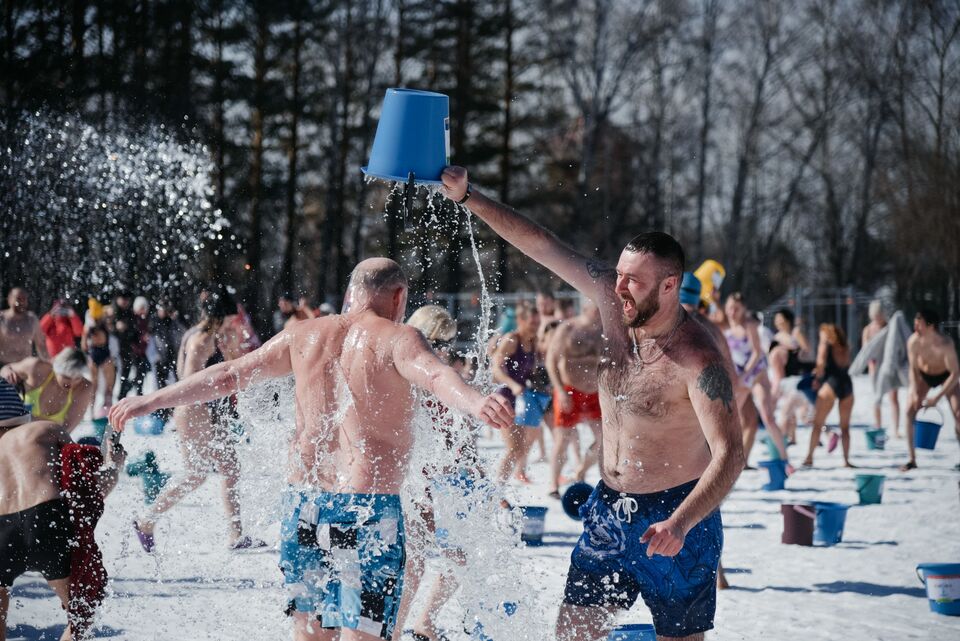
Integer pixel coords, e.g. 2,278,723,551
491,300,545,484
802,324,856,468
901,309,960,472
441,168,744,641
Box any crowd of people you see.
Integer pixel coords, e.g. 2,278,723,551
2,167,959,640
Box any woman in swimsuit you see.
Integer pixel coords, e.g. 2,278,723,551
133,289,264,551
768,309,815,443
0,348,94,431
803,324,856,468
82,322,116,413
724,294,791,465
492,301,541,484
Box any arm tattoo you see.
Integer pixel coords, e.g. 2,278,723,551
586,259,615,279
697,363,734,413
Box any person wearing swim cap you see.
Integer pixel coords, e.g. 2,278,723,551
110,258,512,641
0,348,94,432
901,309,960,471
441,167,743,641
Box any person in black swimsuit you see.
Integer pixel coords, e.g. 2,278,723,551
803,324,856,468
902,309,960,471
83,323,116,414
132,290,265,551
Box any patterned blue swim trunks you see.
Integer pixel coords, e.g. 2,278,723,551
563,479,722,638
279,488,405,640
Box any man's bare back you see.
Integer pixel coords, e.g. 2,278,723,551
283,311,424,493
0,420,67,514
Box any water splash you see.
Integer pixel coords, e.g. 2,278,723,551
0,111,228,302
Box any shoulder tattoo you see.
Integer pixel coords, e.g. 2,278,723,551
586,259,615,279
697,362,734,413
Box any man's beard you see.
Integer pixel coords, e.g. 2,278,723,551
623,287,660,328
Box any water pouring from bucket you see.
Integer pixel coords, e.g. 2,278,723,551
362,88,451,226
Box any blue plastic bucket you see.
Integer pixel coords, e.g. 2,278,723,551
812,502,849,546
561,482,594,520
362,88,449,185
91,416,109,441
759,459,787,491
608,623,657,641
515,390,550,427
133,413,165,436
914,407,943,450
519,506,547,546
917,563,960,616
864,428,886,450
855,473,884,505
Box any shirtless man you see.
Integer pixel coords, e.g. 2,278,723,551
109,258,512,641
0,287,48,366
441,168,743,641
0,380,123,641
545,298,603,497
901,309,960,472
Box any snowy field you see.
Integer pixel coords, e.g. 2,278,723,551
6,376,960,640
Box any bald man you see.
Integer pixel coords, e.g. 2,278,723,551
0,287,48,366
110,258,513,641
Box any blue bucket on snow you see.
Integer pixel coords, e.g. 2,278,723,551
855,473,885,505
362,88,450,185
914,407,943,450
562,482,594,520
917,563,960,616
812,502,849,546
519,506,548,546
865,428,886,450
759,459,787,491
133,412,165,436
608,623,657,641
515,389,551,427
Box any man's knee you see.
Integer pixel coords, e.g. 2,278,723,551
556,603,614,641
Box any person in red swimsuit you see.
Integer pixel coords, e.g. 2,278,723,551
545,298,603,497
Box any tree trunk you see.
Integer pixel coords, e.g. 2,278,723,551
694,0,718,261
496,0,513,292
244,7,269,325
724,46,772,278
70,0,87,101
281,12,303,296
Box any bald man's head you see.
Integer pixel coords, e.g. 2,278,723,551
348,258,408,293
345,258,409,321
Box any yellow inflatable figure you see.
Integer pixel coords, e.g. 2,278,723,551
694,260,726,307
87,297,105,322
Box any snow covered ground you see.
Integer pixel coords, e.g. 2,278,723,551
6,376,960,640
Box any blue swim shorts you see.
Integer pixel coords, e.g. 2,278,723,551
279,489,405,640
563,479,722,637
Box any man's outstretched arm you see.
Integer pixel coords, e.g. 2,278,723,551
108,332,294,429
393,326,514,430
441,167,615,301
